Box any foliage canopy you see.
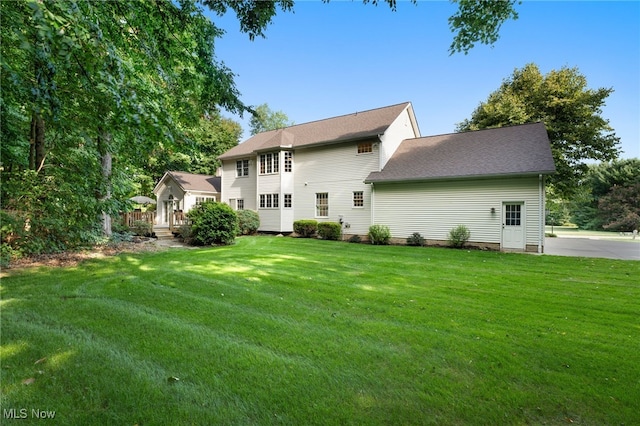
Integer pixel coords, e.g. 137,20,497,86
249,103,295,136
572,159,640,231
457,63,620,198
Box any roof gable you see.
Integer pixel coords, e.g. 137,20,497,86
153,171,221,194
219,102,414,160
366,122,556,183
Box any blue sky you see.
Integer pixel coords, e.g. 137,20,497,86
210,1,639,159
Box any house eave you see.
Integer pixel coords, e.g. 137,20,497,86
365,170,556,184
219,134,382,161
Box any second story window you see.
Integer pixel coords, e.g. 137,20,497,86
284,151,293,172
259,153,279,175
357,142,373,154
236,159,249,177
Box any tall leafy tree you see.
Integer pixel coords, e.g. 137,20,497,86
0,0,264,251
457,64,620,197
249,103,294,135
572,159,640,230
1,0,521,257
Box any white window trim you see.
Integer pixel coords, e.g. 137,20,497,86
259,153,279,175
315,192,329,218
236,159,249,177
352,191,364,208
259,193,279,209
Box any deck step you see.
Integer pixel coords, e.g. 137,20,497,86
154,229,175,240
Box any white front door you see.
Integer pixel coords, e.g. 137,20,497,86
162,196,176,226
502,202,525,250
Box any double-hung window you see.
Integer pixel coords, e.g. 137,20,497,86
353,191,364,208
236,159,249,177
316,193,328,217
284,151,293,172
284,194,292,208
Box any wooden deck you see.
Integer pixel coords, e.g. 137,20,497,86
121,211,188,233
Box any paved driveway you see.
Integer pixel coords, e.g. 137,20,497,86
544,237,640,260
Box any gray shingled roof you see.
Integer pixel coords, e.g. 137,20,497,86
219,102,413,160
163,171,221,193
365,122,556,183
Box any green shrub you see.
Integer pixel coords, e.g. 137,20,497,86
1,243,22,268
187,201,238,246
293,220,318,238
348,234,362,243
406,232,425,246
109,231,134,245
368,224,391,245
317,222,342,240
111,217,130,234
237,210,260,235
448,225,470,248
178,224,193,243
132,220,153,236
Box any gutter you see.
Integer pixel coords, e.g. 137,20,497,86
365,170,556,185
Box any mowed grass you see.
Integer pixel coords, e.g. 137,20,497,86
2,237,639,425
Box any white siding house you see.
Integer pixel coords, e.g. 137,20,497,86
218,103,555,252
153,171,221,230
219,102,421,234
365,122,556,252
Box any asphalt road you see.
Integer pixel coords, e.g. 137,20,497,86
544,237,640,260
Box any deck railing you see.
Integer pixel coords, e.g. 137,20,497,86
121,211,155,227
120,210,190,233
169,211,189,232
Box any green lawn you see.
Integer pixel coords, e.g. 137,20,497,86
2,237,639,425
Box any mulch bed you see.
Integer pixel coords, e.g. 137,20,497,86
3,238,164,272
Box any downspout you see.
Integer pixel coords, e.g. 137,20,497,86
370,182,375,229
538,174,544,253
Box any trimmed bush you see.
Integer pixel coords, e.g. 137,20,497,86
237,210,260,235
368,224,391,245
406,232,425,246
187,201,238,246
293,220,318,238
317,222,342,240
448,225,470,248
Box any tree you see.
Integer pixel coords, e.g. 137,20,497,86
457,64,620,198
249,103,294,135
1,0,521,257
448,0,519,54
572,159,640,230
598,183,640,232
142,111,242,185
0,0,254,254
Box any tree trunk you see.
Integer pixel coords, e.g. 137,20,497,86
97,130,113,237
29,113,46,171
